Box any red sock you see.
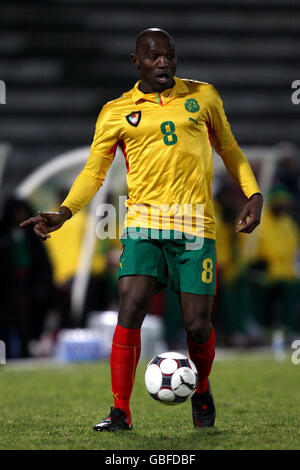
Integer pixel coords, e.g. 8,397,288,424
110,324,141,424
187,326,216,394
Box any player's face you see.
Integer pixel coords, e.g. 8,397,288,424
132,35,177,93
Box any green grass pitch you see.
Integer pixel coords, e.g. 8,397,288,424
0,353,299,450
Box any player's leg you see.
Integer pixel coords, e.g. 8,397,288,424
169,236,217,427
180,292,215,392
94,229,167,432
180,292,216,427
117,274,157,328
94,274,157,432
110,274,157,417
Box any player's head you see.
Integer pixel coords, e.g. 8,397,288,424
268,186,292,216
131,28,177,93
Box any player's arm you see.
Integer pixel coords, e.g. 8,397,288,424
206,85,263,233
20,106,120,240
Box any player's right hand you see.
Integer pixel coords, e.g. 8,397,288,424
19,207,71,241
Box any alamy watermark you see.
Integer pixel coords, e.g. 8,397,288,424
95,197,205,250
291,80,300,104
291,339,300,365
0,340,6,364
0,80,6,104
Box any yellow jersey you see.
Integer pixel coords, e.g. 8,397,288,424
62,77,260,239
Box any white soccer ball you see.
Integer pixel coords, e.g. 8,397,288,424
145,351,198,405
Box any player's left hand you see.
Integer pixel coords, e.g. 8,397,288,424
235,193,263,234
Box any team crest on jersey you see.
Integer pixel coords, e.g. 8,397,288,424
184,98,200,113
126,111,141,127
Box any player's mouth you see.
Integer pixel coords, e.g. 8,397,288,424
155,72,171,84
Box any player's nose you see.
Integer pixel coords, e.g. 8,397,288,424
157,55,169,68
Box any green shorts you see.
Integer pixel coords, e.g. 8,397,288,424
118,227,217,295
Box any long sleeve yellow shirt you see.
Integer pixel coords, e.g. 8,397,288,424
62,77,260,239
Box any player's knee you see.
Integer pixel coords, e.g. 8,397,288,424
118,289,149,329
185,315,211,344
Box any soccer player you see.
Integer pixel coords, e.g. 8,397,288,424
20,28,263,431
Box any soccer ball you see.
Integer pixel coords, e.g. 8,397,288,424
145,351,198,405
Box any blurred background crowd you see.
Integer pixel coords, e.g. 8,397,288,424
0,0,299,358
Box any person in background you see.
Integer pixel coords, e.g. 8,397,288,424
273,142,300,225
255,187,300,337
0,197,53,357
46,189,122,329
214,183,264,346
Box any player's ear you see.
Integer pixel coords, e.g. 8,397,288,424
131,53,140,69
